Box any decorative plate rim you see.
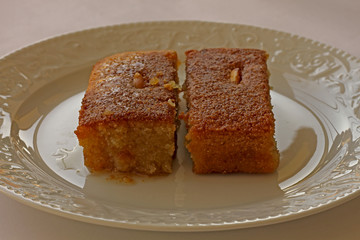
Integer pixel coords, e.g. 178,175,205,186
1,20,360,232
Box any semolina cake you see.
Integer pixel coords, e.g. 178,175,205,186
75,50,179,175
183,48,279,174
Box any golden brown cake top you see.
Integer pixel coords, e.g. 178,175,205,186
79,50,178,126
185,48,274,133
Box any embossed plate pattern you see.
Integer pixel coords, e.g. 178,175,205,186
1,21,360,231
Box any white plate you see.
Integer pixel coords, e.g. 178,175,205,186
1,21,360,232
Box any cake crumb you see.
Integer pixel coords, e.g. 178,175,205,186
108,173,135,184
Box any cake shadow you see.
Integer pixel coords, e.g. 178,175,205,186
277,127,318,188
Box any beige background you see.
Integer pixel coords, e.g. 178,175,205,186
1,0,360,239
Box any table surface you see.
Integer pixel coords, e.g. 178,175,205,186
1,0,360,239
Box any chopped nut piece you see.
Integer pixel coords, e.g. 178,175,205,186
103,109,114,116
133,72,145,88
164,80,181,90
167,99,176,107
150,77,160,85
156,71,164,77
230,68,241,84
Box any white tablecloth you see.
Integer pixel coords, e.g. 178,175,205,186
1,1,360,239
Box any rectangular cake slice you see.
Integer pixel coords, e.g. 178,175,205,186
183,48,279,174
75,50,179,175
